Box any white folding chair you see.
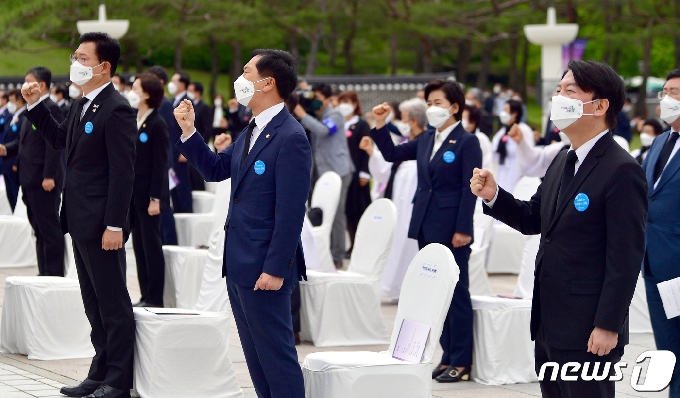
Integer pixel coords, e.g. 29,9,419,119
192,190,215,214
310,171,342,271
514,233,540,299
630,272,652,333
0,188,36,268
469,208,493,296
300,216,321,271
302,244,459,398
613,135,630,153
300,199,397,347
0,175,11,215
174,179,231,247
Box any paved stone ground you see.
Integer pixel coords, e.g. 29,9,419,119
0,266,670,397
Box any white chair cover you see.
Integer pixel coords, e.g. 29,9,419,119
613,135,630,153
300,199,397,347
192,191,215,214
310,171,342,271
512,176,541,201
0,215,36,268
630,272,652,333
0,175,11,215
486,225,526,274
132,308,243,398
301,216,321,270
204,181,218,193
469,209,494,296
302,244,459,398
0,276,94,360
195,229,231,313
514,234,540,299
470,295,537,385
162,247,207,309
174,179,231,247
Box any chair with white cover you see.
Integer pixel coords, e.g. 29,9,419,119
0,175,11,215
192,190,215,214
630,272,652,333
0,276,94,360
300,199,397,347
470,295,536,385
300,216,321,271
174,178,231,247
302,243,459,398
613,135,630,153
469,204,493,296
132,308,243,398
0,188,36,268
310,171,342,271
163,178,232,310
513,234,540,299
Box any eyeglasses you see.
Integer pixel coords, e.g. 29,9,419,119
69,54,102,65
658,88,680,100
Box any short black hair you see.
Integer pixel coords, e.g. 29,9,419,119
563,59,625,129
54,84,68,99
506,99,524,123
78,32,120,76
189,81,204,94
251,49,298,100
136,73,165,109
1,92,8,101
175,71,190,89
464,104,481,126
312,83,333,100
424,79,465,121
285,91,299,113
666,69,680,82
27,66,52,88
146,66,169,85
643,118,664,135
8,89,25,104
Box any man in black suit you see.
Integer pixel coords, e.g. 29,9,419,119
50,84,70,119
187,81,213,191
471,60,647,397
22,32,136,398
2,90,26,212
168,71,193,213
0,67,65,276
226,98,252,142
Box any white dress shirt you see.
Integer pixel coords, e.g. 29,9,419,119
430,122,460,160
486,129,609,208
654,128,680,189
173,92,186,107
10,106,26,126
137,108,154,130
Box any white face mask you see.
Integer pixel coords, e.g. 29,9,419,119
425,105,452,129
499,111,512,126
659,95,680,124
49,94,59,103
187,91,196,101
461,119,469,130
233,75,268,107
168,82,178,96
214,99,223,107
69,85,81,99
559,132,571,147
6,102,17,114
70,61,104,86
126,91,141,109
465,99,475,107
622,105,633,113
393,120,411,137
112,83,121,93
640,132,655,147
493,85,501,94
337,103,355,118
550,95,598,131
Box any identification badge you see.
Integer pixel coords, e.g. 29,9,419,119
574,193,589,212
84,122,94,134
443,151,455,163
254,160,266,175
139,132,148,143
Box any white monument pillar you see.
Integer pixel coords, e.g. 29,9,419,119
77,3,129,40
524,7,578,130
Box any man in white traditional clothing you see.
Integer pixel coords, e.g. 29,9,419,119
359,98,425,301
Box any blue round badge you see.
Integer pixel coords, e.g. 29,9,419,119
11,124,17,132
0,118,4,124
254,160,265,175
84,122,94,134
443,151,455,163
139,132,148,143
574,193,589,212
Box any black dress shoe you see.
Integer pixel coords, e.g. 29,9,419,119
60,378,102,397
85,384,131,398
132,301,163,308
435,366,471,383
432,365,447,379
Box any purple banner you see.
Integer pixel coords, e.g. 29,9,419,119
562,39,588,70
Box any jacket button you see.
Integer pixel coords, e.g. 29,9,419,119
234,198,239,203
429,189,432,192
647,219,652,224
545,237,551,243
650,196,655,201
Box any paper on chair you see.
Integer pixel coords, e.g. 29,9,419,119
392,319,430,363
144,308,199,316
657,276,680,319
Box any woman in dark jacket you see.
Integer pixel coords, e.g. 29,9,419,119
126,73,170,308
337,91,372,254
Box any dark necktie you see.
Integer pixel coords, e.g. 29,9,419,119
241,118,256,166
557,150,578,204
653,132,679,182
75,99,86,122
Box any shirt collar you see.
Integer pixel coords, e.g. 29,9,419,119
253,102,284,131
83,82,111,103
39,93,50,102
572,129,608,165
344,115,359,131
57,99,66,107
436,121,460,137
11,107,26,123
174,91,186,100
0,105,6,114
137,108,155,129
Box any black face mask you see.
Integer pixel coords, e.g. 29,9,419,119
310,99,323,111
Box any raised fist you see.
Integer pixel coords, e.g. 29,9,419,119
470,168,498,202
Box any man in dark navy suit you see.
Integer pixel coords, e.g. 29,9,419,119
174,49,311,398
2,90,26,211
168,71,193,213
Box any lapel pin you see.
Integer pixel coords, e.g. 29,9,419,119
266,134,270,139
142,123,146,128
92,104,100,112
449,140,456,144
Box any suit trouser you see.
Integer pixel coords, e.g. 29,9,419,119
535,323,621,398
291,281,301,334
2,168,19,212
418,237,473,367
160,205,178,245
131,204,165,306
330,173,352,263
72,238,135,390
227,279,304,398
171,162,193,213
23,187,65,276
645,275,680,398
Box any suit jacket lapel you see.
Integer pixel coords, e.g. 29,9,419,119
548,133,613,232
235,107,287,186
429,124,464,170
418,130,435,186
645,131,666,190
653,143,680,193
69,85,112,158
